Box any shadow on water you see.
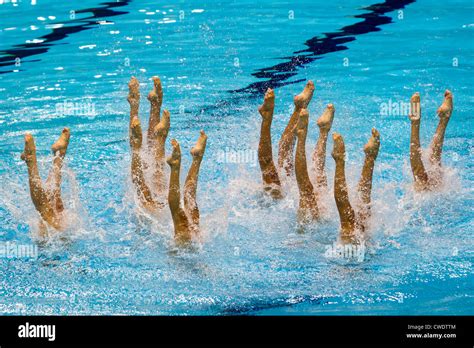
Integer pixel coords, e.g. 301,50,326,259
231,0,416,96
0,0,133,74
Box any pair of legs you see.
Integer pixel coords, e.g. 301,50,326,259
21,128,71,235
128,76,169,212
166,132,207,244
257,81,317,198
331,129,380,244
409,90,453,190
294,104,335,223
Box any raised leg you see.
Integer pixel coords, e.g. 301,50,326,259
278,80,315,177
429,90,453,185
46,127,70,213
150,110,170,195
130,117,161,212
258,88,282,199
146,76,163,145
408,92,430,191
331,133,357,244
128,77,140,128
184,130,207,227
167,139,192,244
128,78,161,212
312,104,335,189
295,109,320,224
21,133,61,229
356,128,380,233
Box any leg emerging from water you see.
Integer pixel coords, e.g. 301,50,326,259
258,88,282,199
429,90,453,185
146,76,163,145
408,92,430,191
356,128,380,233
167,139,192,244
295,109,320,224
184,131,207,228
46,128,70,213
278,80,315,177
128,77,161,212
312,104,335,189
21,133,61,230
332,133,357,244
150,110,170,196
146,77,169,195
130,117,161,212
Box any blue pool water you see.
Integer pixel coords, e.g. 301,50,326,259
0,0,472,315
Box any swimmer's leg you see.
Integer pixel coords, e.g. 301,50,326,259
167,139,192,244
408,92,430,191
128,77,140,128
331,133,357,243
184,130,207,227
429,90,453,184
312,104,335,189
258,88,282,199
295,109,320,223
278,80,315,176
130,117,161,212
150,110,170,195
356,128,380,233
21,133,60,229
128,77,161,212
146,76,163,145
45,127,70,213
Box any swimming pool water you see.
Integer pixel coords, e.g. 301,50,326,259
0,0,472,315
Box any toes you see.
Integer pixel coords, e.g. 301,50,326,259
264,88,274,99
410,92,420,103
371,128,380,139
152,76,162,89
128,77,139,90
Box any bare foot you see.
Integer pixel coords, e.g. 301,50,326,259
364,128,380,158
409,92,421,121
130,116,143,150
332,133,346,161
317,104,335,132
127,77,140,105
153,109,170,138
258,88,275,120
437,89,453,120
147,76,163,105
21,133,36,163
296,108,309,136
167,139,181,167
294,80,315,109
190,130,207,158
51,127,70,157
